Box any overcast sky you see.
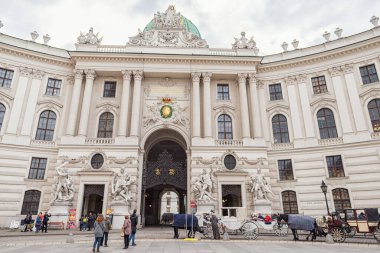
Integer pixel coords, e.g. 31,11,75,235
1,0,379,55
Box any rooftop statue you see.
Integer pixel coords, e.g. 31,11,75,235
77,27,103,45
232,31,259,54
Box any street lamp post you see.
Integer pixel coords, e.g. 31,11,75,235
320,180,330,215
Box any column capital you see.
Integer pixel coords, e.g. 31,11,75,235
84,69,96,80
202,72,212,82
342,64,354,74
122,70,133,80
191,72,201,83
237,73,248,83
328,67,343,77
31,69,45,80
74,69,84,79
248,73,257,84
133,70,143,81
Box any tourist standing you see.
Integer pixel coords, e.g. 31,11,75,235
210,210,220,240
93,214,105,253
129,209,138,246
23,213,32,232
35,213,42,233
41,211,51,233
122,215,131,249
100,216,111,247
88,212,95,231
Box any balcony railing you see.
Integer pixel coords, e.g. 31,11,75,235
371,132,380,139
318,137,343,146
85,138,115,145
215,139,243,146
30,139,56,147
271,142,294,150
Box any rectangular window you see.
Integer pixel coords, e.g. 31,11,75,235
103,81,116,97
360,64,379,85
0,68,14,88
221,184,242,217
217,84,230,100
28,158,47,180
45,78,62,96
278,159,294,181
326,155,345,178
311,76,328,94
269,83,283,101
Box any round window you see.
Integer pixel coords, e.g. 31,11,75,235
224,155,237,170
91,154,104,169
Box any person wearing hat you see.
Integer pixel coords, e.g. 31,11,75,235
210,210,220,240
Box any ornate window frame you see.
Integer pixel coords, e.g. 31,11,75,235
221,151,239,171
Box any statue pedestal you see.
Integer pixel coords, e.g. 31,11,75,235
253,199,272,214
49,201,72,229
196,201,216,214
111,202,129,230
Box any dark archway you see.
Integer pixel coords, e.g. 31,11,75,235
142,140,187,226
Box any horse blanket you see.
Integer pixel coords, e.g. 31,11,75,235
173,214,199,229
288,215,315,231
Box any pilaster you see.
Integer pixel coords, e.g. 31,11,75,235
78,69,96,137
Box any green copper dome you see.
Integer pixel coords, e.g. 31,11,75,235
143,15,202,39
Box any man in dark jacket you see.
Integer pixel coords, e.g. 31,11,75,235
41,212,51,233
129,209,138,246
210,210,220,240
23,213,32,232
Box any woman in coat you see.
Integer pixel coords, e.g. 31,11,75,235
35,213,42,233
93,214,105,252
122,215,132,249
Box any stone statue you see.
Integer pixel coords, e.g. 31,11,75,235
111,168,135,203
232,31,258,51
249,168,274,201
77,27,103,45
192,168,216,201
51,161,75,203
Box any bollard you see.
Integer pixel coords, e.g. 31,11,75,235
66,232,74,243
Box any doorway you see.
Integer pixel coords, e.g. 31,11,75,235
142,140,187,226
81,184,105,216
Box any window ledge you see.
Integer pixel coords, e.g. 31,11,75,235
318,137,343,146
312,91,330,97
0,86,12,91
24,178,47,182
362,81,380,87
43,94,60,98
276,179,297,183
326,176,349,181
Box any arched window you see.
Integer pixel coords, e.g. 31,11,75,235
317,108,338,139
368,99,380,132
272,114,290,143
35,110,57,141
218,114,233,139
332,188,351,212
21,190,41,215
0,103,5,131
282,190,298,214
97,112,114,138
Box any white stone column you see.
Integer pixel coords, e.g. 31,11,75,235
136,149,145,226
191,73,201,138
118,70,132,137
329,68,353,134
238,73,251,139
248,74,262,138
6,68,30,135
202,72,212,138
20,70,45,136
286,78,303,139
130,70,143,137
78,70,96,137
66,69,83,136
343,65,368,132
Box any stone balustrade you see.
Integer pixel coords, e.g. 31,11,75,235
318,137,344,146
271,142,294,150
85,138,115,145
30,139,56,147
215,139,243,146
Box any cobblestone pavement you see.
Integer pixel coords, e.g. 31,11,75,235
1,240,379,253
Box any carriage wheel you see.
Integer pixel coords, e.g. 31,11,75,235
241,221,259,240
373,227,380,243
330,227,346,243
273,223,289,237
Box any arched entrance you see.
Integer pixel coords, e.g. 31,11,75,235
142,129,188,226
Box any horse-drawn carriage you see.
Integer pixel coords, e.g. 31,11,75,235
343,208,380,243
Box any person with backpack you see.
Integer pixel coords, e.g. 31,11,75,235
129,209,138,246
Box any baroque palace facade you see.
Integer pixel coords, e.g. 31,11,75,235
0,6,380,227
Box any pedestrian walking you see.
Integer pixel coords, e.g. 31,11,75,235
41,211,51,233
129,209,138,246
35,213,42,233
122,215,131,249
210,210,220,240
92,214,105,253
100,216,111,247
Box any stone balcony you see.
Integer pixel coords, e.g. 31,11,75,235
214,139,243,147
318,137,343,146
271,142,294,150
30,139,56,147
85,138,115,145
